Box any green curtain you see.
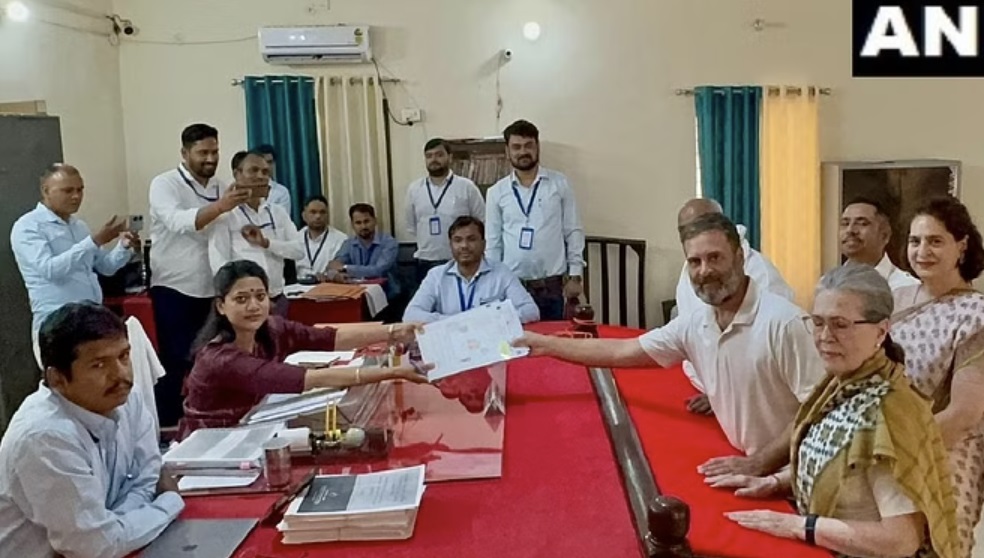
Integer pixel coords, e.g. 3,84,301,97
695,86,762,249
244,75,321,224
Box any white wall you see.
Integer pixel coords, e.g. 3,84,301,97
0,0,129,224
113,0,984,322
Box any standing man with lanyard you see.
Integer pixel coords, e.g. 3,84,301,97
485,119,585,320
208,151,302,316
148,123,249,427
404,138,485,285
254,144,293,217
295,195,347,281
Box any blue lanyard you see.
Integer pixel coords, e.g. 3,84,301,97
305,231,329,267
426,175,453,212
239,206,276,230
456,274,480,312
177,166,219,202
359,243,378,266
511,178,541,219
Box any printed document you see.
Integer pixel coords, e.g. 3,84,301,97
416,300,529,381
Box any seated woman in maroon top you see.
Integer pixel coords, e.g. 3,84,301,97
178,260,429,438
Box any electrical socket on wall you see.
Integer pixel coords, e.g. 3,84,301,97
401,108,423,123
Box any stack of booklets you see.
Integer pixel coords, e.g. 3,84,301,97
277,465,426,544
162,424,279,477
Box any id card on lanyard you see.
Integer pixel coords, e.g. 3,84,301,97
360,244,378,266
456,274,480,312
427,176,453,236
512,178,541,251
178,166,219,202
239,206,276,231
305,232,329,267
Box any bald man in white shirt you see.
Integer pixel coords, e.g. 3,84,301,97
515,213,824,479
673,198,795,415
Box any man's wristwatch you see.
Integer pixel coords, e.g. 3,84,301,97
804,514,818,546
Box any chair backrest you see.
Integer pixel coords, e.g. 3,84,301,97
583,236,647,329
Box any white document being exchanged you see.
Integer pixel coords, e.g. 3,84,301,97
416,300,529,382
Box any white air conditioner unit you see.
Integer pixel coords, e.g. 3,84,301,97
258,25,372,65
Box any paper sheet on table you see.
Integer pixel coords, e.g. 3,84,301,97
416,300,529,381
178,473,260,492
363,283,388,317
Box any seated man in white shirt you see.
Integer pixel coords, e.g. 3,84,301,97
0,303,183,558
673,198,795,415
840,197,918,290
208,151,303,316
404,216,539,324
514,213,824,478
295,194,347,282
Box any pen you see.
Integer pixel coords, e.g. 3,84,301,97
259,469,317,526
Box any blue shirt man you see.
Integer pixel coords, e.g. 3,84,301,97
11,164,136,337
404,216,539,324
329,203,400,296
0,303,183,558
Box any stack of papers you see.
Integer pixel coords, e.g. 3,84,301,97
240,389,348,426
277,465,426,544
163,424,279,477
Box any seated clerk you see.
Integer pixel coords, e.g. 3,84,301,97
326,203,400,296
403,216,540,324
0,303,183,558
178,260,430,438
294,195,347,282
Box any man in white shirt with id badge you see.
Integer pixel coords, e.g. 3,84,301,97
485,120,585,320
295,195,347,281
148,123,249,426
208,150,303,316
404,138,485,285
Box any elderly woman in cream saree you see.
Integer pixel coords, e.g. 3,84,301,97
892,197,984,558
713,264,958,558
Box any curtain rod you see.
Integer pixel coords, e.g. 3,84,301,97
231,76,400,86
675,86,832,96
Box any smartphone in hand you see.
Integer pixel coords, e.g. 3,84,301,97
127,215,144,233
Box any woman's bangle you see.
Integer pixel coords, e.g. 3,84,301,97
355,367,362,385
387,324,395,343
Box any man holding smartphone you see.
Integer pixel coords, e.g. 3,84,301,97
148,123,249,427
11,163,140,370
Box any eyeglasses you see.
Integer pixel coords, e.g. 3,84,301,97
804,315,879,337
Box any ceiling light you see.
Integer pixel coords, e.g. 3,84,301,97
523,21,541,42
4,1,30,22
